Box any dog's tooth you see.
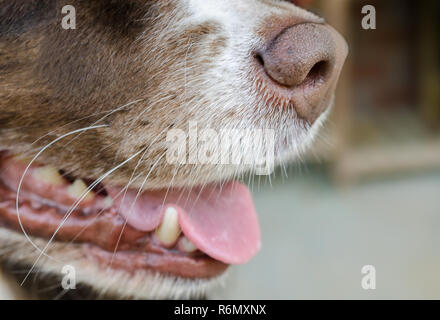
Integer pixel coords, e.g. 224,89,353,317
155,207,181,246
34,165,65,185
103,196,113,207
179,236,198,253
67,179,95,201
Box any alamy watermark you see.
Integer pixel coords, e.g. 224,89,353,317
361,265,376,290
61,265,76,290
166,122,275,175
362,5,376,30
61,5,76,30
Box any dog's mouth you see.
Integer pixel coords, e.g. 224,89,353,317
0,152,260,279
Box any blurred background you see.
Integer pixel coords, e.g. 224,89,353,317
219,0,440,299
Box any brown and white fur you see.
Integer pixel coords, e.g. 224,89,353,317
0,0,347,299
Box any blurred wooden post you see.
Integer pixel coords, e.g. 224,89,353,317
320,0,353,184
419,0,440,130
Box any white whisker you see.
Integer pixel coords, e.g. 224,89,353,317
20,145,144,286
15,125,108,264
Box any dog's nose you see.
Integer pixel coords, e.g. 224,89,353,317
258,23,348,124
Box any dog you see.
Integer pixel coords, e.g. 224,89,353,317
0,0,347,299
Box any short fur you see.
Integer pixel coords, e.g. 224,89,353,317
0,0,334,299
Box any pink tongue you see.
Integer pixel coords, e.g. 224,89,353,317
107,182,260,265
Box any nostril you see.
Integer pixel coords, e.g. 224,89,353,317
255,53,265,68
304,60,330,86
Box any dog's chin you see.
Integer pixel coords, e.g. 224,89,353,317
0,228,228,299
